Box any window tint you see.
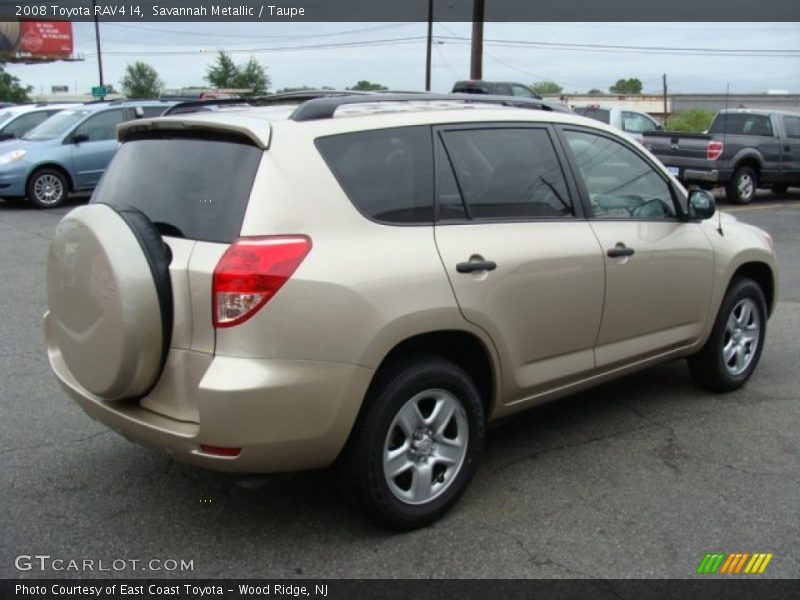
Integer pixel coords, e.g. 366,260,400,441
440,128,573,220
622,111,658,133
315,126,434,224
494,84,512,96
1,111,50,138
73,109,125,142
783,116,800,139
92,136,262,243
436,139,467,221
709,113,773,136
564,129,676,219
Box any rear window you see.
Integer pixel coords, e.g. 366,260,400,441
92,136,262,243
574,107,611,124
709,114,774,136
315,126,434,224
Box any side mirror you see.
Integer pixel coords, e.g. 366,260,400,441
687,188,716,220
69,133,89,144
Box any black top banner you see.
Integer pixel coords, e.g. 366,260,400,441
2,0,800,22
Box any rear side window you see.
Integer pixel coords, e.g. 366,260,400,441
783,116,800,138
574,107,611,124
92,136,262,243
315,126,434,224
709,114,773,136
439,127,573,220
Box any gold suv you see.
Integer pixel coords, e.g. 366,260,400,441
44,94,778,529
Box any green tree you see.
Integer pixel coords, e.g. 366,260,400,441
609,78,643,94
205,52,270,95
233,56,270,96
347,80,388,91
587,88,604,96
666,109,716,133
205,52,240,88
0,58,31,102
120,61,163,99
530,80,562,95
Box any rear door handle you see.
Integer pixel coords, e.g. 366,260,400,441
607,244,635,258
456,260,497,273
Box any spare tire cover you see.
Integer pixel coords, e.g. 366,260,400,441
46,203,173,400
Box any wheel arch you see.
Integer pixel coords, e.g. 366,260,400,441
366,330,498,422
27,163,75,193
731,261,776,316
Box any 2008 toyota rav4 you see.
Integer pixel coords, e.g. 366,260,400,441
44,94,778,529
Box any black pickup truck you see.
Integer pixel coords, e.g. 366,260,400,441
642,109,800,203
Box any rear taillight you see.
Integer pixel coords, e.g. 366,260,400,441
707,140,724,160
212,235,312,328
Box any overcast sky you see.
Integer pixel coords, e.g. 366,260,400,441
7,22,800,96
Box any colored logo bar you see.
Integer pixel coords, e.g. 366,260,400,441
697,552,773,574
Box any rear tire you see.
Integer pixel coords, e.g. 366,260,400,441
26,168,69,209
338,355,485,530
688,278,767,392
725,166,757,205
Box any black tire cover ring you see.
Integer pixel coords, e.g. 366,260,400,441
46,203,173,400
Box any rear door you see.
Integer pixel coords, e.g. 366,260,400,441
91,132,263,420
558,126,714,368
433,124,605,402
69,108,126,188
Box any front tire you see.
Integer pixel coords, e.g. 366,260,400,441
339,355,485,530
725,166,757,205
26,168,69,209
688,278,767,392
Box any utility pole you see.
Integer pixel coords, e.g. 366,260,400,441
470,0,484,80
662,73,668,128
425,0,433,91
92,0,105,100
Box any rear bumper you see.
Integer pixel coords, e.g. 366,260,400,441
47,333,373,473
684,168,720,183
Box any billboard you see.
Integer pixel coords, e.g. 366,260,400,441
0,21,74,62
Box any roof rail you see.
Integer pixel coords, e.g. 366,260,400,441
161,90,376,117
288,93,569,121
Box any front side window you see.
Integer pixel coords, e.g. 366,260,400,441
72,109,125,142
511,85,535,98
439,127,573,220
563,129,677,219
622,111,659,133
315,126,434,224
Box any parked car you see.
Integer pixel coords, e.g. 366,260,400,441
452,80,543,99
573,104,663,143
45,94,777,529
642,108,800,203
0,103,78,141
0,100,173,208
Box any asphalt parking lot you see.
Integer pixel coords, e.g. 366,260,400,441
1,191,798,579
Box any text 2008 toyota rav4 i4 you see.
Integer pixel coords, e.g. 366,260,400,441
45,94,777,529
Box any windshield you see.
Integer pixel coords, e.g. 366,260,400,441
22,109,90,141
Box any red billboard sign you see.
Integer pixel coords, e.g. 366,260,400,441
0,20,74,61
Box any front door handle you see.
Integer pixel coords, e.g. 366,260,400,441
456,260,497,273
607,243,635,258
